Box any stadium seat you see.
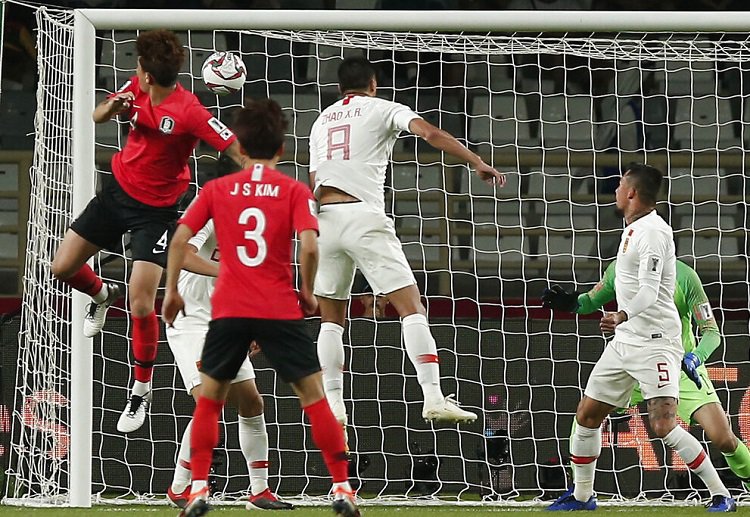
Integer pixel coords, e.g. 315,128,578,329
0,91,35,149
540,95,594,151
469,94,536,149
671,97,739,151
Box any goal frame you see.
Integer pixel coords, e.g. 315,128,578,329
66,7,750,508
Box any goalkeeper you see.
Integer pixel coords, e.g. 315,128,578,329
543,259,750,490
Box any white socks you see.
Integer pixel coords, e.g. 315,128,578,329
317,322,345,406
171,421,193,493
92,283,108,303
132,380,150,397
402,313,443,404
239,414,269,496
570,421,600,502
663,425,729,497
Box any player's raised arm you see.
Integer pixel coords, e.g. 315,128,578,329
408,118,506,187
92,91,135,123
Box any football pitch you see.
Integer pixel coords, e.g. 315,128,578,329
0,506,746,516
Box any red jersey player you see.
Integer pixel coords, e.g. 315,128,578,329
163,99,358,517
50,29,242,434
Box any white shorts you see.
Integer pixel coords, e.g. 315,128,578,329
584,339,682,407
166,323,255,395
314,202,416,300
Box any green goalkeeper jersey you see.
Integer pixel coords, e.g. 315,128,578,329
577,260,721,362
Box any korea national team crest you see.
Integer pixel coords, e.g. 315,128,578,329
159,116,175,134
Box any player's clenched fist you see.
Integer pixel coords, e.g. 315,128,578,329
298,289,318,316
475,161,507,187
600,310,627,335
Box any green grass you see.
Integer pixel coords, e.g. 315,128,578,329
0,505,748,516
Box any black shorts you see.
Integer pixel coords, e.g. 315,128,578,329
70,175,178,267
201,318,320,384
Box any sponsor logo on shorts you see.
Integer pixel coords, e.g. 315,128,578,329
657,382,668,389
651,333,662,339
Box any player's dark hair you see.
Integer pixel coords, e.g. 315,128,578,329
624,162,662,205
338,56,377,93
233,98,287,160
136,29,185,87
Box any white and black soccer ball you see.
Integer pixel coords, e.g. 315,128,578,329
201,51,247,95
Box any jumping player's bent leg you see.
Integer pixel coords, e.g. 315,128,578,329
51,229,121,337
118,261,161,433
388,285,476,424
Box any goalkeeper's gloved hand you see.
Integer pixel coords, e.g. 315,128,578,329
682,352,702,389
541,284,580,312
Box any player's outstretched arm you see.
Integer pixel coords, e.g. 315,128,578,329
408,118,506,187
682,263,721,363
297,229,318,316
92,92,135,123
224,140,244,169
163,224,193,326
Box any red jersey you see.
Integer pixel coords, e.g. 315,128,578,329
109,76,237,207
179,164,318,320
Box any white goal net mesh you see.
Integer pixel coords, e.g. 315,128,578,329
5,4,750,506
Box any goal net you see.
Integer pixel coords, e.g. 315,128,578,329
5,4,750,507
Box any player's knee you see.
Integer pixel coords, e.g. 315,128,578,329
129,292,156,317
649,418,675,439
50,257,74,281
237,393,264,417
712,433,738,454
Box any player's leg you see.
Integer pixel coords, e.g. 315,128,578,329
183,318,255,516
693,402,750,491
637,345,735,511
549,341,632,511
52,194,123,337
314,205,357,428
316,297,349,426
117,260,162,433
256,319,357,517
228,367,295,510
165,326,205,507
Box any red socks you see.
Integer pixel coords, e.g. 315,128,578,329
191,396,224,482
303,398,349,483
132,312,158,383
64,264,103,297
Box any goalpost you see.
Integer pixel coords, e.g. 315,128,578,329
5,3,750,507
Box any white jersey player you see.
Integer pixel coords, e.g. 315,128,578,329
164,219,293,511
547,164,735,512
309,56,506,430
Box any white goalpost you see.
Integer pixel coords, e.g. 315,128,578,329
5,3,750,508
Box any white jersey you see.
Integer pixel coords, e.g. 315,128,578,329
174,220,218,329
614,210,681,347
309,94,421,212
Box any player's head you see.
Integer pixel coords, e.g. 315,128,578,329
232,98,288,161
338,56,377,95
615,162,663,214
135,29,185,88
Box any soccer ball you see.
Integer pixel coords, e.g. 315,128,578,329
201,51,247,95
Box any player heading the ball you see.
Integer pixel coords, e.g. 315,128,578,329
50,29,243,435
309,56,506,432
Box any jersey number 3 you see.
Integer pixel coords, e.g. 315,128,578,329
327,125,351,160
237,207,267,267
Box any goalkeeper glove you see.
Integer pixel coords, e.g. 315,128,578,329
681,352,702,389
541,284,580,312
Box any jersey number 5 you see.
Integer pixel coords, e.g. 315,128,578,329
237,207,267,267
327,124,351,160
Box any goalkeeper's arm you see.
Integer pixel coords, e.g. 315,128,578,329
682,263,721,363
543,261,617,314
